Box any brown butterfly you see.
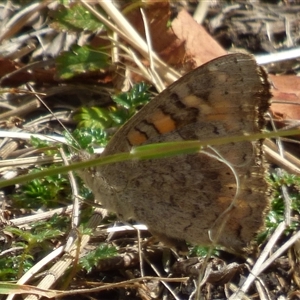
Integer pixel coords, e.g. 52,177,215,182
78,53,271,252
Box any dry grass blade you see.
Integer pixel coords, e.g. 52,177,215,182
264,139,300,175
0,2,48,42
80,0,181,86
10,205,73,227
229,222,286,299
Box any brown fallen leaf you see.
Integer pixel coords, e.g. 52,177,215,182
270,74,300,121
126,1,226,71
171,9,226,67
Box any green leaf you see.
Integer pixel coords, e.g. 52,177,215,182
50,3,104,32
56,45,108,79
30,136,50,148
70,128,108,151
80,244,117,273
112,82,150,111
189,246,219,257
73,106,115,129
13,166,70,209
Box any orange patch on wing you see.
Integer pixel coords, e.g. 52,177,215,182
149,110,176,133
127,130,147,146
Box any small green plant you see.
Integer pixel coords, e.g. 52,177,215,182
30,136,50,148
29,136,60,156
50,3,104,32
56,45,109,79
65,127,108,153
2,225,65,280
262,172,300,241
13,166,70,209
189,245,219,257
80,244,118,273
0,254,34,281
73,82,151,132
31,214,70,234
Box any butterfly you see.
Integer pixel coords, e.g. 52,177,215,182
78,53,271,252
